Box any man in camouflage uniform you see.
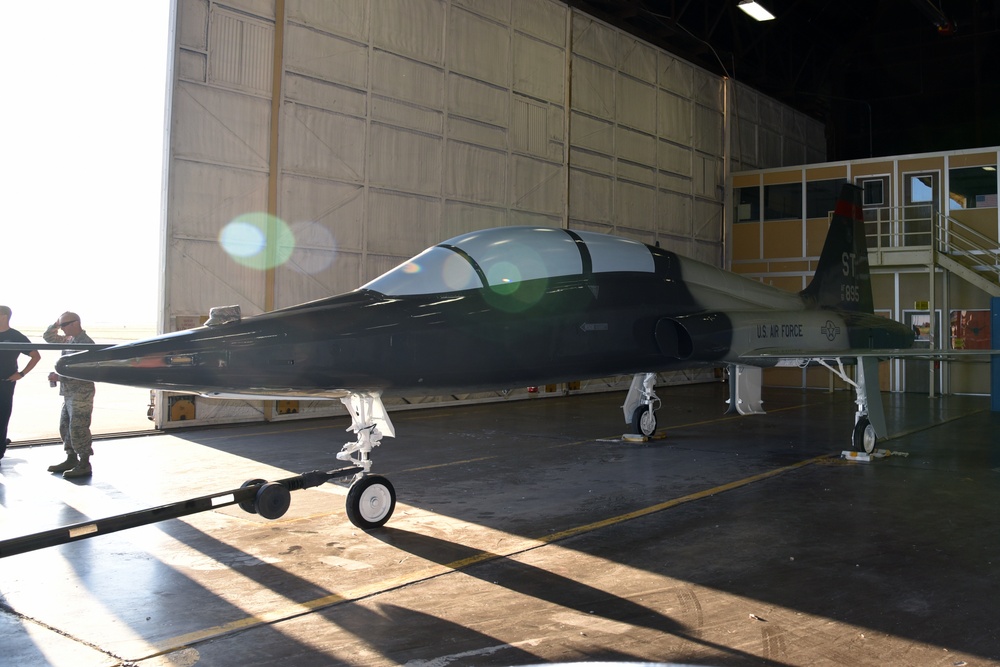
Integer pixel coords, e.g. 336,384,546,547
43,312,96,478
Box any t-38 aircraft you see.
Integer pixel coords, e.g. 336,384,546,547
15,184,974,529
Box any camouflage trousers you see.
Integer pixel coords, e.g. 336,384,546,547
59,392,94,457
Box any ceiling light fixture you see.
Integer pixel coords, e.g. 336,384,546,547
738,0,776,21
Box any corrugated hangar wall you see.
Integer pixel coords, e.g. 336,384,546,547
157,0,825,428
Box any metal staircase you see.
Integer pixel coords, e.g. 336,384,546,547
864,208,1000,297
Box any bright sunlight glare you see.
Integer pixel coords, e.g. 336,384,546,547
0,2,170,331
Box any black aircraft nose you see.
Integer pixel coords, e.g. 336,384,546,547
55,350,103,382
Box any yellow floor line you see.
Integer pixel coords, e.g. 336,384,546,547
148,451,830,657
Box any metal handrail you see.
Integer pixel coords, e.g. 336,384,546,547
934,212,1000,280
859,205,1000,285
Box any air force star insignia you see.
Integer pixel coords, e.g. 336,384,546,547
821,320,841,342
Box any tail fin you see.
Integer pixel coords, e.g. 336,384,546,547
799,183,873,313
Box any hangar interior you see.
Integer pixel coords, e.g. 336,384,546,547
158,0,998,430
3,1,1000,666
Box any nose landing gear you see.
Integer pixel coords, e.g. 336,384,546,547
337,392,398,529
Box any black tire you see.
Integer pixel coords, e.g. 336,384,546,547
238,478,267,514
255,482,292,520
853,416,877,454
346,475,396,529
631,404,657,437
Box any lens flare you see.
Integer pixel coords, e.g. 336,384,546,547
482,255,548,312
219,213,294,270
288,221,337,275
486,262,522,295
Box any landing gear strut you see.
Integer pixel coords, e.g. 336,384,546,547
816,356,886,454
337,393,397,529
623,373,660,437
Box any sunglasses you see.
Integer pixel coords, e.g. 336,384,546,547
58,320,79,328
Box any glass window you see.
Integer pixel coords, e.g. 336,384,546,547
909,175,934,203
451,227,582,286
861,178,885,206
362,227,657,296
763,182,802,221
948,165,998,210
574,231,655,273
362,246,483,295
734,186,760,223
806,179,848,218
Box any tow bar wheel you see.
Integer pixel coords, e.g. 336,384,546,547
346,474,396,529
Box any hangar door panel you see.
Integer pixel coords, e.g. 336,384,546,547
567,14,731,259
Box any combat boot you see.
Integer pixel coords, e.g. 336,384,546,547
63,454,92,479
47,452,78,473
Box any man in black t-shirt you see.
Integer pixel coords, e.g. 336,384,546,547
0,305,41,460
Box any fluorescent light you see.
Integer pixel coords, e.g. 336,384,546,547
738,0,775,21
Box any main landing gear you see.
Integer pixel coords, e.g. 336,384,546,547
336,392,397,529
815,356,887,454
623,372,661,437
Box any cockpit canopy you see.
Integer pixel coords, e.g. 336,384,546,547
362,226,655,296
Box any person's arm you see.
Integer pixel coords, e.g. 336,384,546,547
42,320,66,344
16,350,41,379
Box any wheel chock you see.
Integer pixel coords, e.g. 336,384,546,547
840,449,908,462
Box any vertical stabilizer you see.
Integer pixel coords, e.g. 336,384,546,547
800,184,874,313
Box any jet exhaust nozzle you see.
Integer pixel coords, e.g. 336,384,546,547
655,313,733,361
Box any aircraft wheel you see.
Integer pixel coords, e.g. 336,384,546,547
631,404,657,437
255,482,292,520
853,416,877,454
238,479,267,514
346,475,396,529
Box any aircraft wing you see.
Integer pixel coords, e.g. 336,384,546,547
0,343,114,352
740,347,999,364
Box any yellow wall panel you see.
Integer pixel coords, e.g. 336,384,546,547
805,218,829,256
763,219,802,257
764,367,804,386
851,161,893,177
732,173,760,188
733,261,768,274
948,151,997,168
763,170,802,185
732,222,760,260
768,260,810,273
951,209,999,242
806,165,847,180
899,156,943,173
766,275,804,292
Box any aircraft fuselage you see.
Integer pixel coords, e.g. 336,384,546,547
55,235,913,398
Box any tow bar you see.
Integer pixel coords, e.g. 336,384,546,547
0,466,362,558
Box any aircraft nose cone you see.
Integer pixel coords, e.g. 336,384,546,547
55,351,100,382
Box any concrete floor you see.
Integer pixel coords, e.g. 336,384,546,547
1,382,998,666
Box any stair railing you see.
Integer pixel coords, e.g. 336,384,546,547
934,212,1000,285
861,205,1000,288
